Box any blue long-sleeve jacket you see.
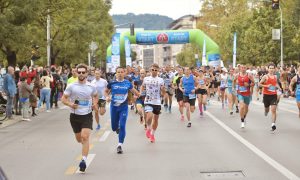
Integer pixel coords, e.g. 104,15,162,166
3,74,16,97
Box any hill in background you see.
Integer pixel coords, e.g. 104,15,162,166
112,13,174,30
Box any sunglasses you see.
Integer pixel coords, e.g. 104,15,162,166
151,69,158,72
77,71,86,74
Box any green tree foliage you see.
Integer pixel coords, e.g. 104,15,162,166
0,0,113,67
195,0,300,66
176,44,200,67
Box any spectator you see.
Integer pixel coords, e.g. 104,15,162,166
19,77,33,121
3,66,17,119
38,70,53,112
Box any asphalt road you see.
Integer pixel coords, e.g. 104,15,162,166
0,96,300,180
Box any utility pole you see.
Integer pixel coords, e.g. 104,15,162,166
279,5,283,67
47,9,51,67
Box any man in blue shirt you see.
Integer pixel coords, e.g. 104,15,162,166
3,66,16,119
105,67,140,154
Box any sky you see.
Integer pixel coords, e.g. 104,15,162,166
110,0,202,20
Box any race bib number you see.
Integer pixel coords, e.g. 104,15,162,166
220,80,226,87
189,93,196,99
239,86,247,92
199,80,205,85
144,105,153,112
114,94,125,101
78,100,89,106
268,86,276,92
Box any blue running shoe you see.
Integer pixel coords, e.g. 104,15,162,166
96,124,101,130
79,160,86,172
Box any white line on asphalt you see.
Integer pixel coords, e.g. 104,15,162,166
205,111,300,180
99,131,111,142
75,154,96,174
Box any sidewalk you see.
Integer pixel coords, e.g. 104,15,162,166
0,102,63,129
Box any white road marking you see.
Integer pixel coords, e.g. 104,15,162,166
99,131,111,142
205,111,300,180
75,154,96,174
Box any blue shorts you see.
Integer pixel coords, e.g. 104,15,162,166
296,93,300,102
226,87,233,94
237,94,251,105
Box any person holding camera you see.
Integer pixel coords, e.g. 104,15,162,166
61,64,98,173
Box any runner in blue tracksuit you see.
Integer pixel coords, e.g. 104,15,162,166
105,67,140,154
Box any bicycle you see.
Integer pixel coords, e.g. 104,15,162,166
0,91,7,122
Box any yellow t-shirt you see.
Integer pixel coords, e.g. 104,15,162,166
67,77,78,85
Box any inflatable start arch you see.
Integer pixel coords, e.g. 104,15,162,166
107,29,220,67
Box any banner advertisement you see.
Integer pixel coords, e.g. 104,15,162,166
124,36,132,66
202,39,208,66
136,32,189,44
233,32,237,68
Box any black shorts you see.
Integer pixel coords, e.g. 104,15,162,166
144,104,161,115
196,89,207,95
263,94,277,108
70,112,93,133
175,90,184,102
183,96,196,106
214,81,221,87
97,99,106,108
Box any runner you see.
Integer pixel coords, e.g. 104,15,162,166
160,65,174,113
140,63,165,143
226,68,236,115
134,69,147,128
220,68,228,109
259,63,281,131
233,64,255,128
91,70,108,130
61,64,98,172
173,67,185,121
104,67,140,154
289,65,300,118
179,67,197,127
196,69,209,116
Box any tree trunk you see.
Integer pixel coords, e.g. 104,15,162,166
6,50,17,67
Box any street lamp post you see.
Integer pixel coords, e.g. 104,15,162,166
47,9,51,67
279,5,283,67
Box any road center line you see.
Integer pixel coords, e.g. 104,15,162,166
205,111,300,180
75,154,96,174
251,101,298,114
99,131,111,142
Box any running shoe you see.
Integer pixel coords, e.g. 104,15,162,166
117,146,123,154
241,122,245,128
149,134,155,143
116,128,120,134
200,112,203,116
236,108,239,113
79,160,86,172
168,107,171,113
146,129,151,138
271,125,276,131
187,122,191,128
230,111,233,115
96,124,101,130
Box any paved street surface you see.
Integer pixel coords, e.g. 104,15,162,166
1,96,300,180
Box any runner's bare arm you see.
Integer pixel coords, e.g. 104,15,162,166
92,93,98,110
104,88,111,102
179,78,184,92
130,87,140,97
61,94,78,109
289,76,297,94
259,75,268,88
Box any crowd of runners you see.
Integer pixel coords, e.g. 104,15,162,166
57,62,300,172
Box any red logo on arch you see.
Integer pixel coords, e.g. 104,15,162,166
157,33,169,43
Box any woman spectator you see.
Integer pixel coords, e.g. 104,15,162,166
38,70,53,112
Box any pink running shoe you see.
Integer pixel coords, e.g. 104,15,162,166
146,129,151,138
149,134,155,143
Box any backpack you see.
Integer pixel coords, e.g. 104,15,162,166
51,74,61,90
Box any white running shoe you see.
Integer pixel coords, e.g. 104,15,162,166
241,122,245,128
22,118,31,121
